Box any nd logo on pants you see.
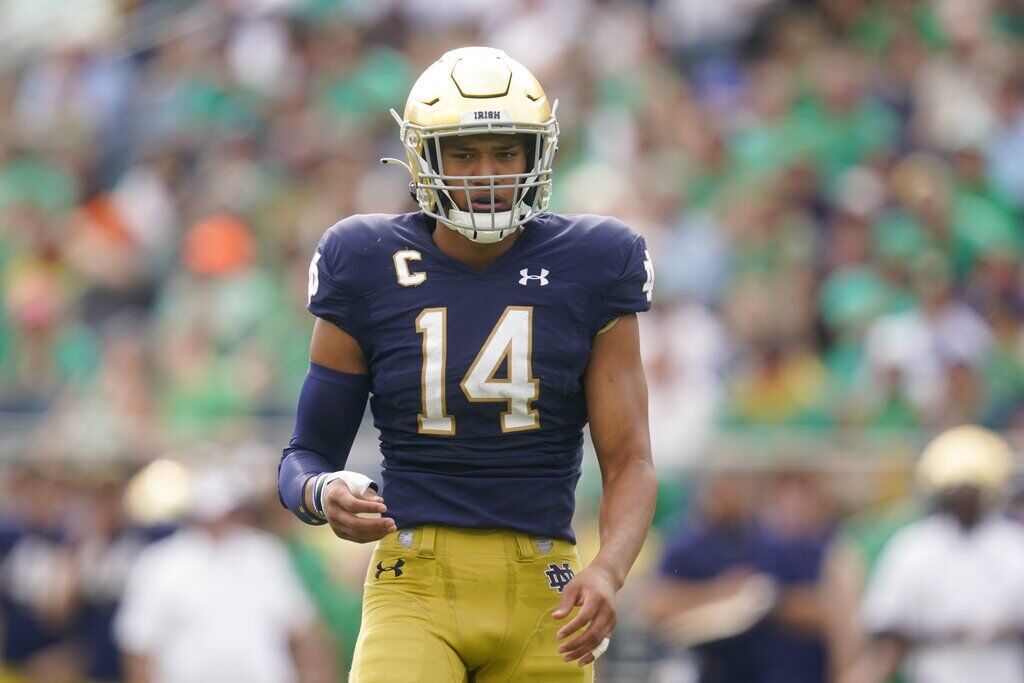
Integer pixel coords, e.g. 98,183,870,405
350,526,592,682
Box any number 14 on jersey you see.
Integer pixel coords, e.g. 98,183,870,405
416,306,540,436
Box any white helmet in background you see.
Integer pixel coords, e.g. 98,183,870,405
916,425,1015,494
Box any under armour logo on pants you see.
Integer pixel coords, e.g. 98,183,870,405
375,559,405,579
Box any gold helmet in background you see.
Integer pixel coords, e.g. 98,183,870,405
384,47,559,243
916,425,1015,493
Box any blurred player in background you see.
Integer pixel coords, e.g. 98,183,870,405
643,471,771,683
278,46,656,681
845,426,1024,683
0,467,77,683
644,471,834,683
66,471,174,683
116,466,332,683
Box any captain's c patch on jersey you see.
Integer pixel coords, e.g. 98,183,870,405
394,249,426,287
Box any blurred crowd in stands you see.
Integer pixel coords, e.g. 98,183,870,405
2,0,1024,463
2,0,1024,681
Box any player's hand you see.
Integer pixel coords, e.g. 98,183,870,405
323,481,397,543
552,565,618,667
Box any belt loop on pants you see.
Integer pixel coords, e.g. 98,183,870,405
514,533,536,563
416,526,436,559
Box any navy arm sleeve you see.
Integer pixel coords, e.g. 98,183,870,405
277,362,370,525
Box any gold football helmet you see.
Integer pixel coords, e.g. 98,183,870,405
382,47,559,243
917,425,1014,492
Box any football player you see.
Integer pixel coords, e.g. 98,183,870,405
277,46,656,682
845,426,1024,683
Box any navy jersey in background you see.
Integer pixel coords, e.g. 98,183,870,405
657,522,832,683
307,211,652,542
755,528,831,683
0,523,70,665
72,524,176,681
658,523,770,683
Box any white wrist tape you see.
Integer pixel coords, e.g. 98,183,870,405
315,471,378,519
590,637,610,660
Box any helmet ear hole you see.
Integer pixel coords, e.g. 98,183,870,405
521,136,536,204
430,137,443,176
520,132,544,206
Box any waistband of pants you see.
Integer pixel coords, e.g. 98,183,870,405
378,525,576,562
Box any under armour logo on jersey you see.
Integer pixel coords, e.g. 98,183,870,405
375,559,405,579
544,563,575,592
519,268,549,286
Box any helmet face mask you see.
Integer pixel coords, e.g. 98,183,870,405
388,48,559,243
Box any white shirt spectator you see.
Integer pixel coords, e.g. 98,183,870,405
482,0,592,76
652,0,776,51
862,514,1024,683
987,109,1024,208
863,304,993,416
640,303,728,467
114,525,315,683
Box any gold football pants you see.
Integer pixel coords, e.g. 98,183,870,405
349,526,593,682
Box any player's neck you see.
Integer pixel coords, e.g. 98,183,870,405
432,223,520,272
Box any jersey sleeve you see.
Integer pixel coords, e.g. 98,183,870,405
599,233,653,330
306,217,383,343
306,228,354,333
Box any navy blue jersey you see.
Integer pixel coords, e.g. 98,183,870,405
0,525,70,663
755,528,831,683
72,524,175,680
659,523,771,683
308,211,652,541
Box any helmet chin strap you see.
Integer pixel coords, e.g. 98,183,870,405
442,206,525,243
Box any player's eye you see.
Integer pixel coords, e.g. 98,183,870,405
450,152,474,160
495,151,518,160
